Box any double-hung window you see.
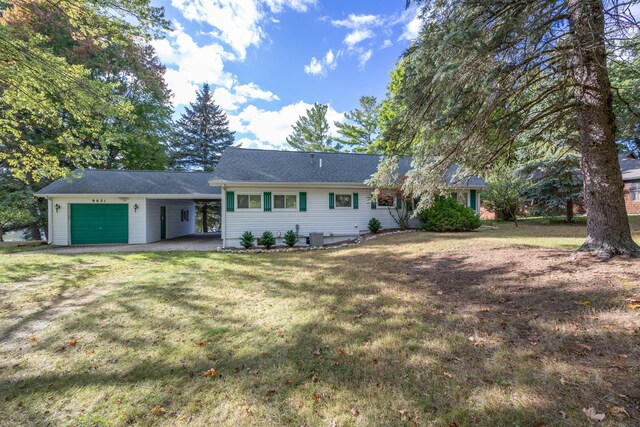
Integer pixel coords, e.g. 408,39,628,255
274,194,297,210
632,183,640,201
377,194,394,207
335,194,352,208
237,194,262,210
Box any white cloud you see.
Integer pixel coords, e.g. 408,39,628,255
152,24,235,106
358,49,373,69
331,14,381,29
304,49,339,76
304,57,323,75
229,101,344,149
171,0,316,60
398,6,422,41
344,29,374,49
380,39,392,49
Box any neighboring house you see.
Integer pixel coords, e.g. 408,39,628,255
36,170,220,245
620,152,640,214
209,148,488,248
36,148,488,247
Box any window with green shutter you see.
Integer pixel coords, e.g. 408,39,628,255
226,191,235,212
264,192,272,212
370,193,376,209
396,196,402,209
329,192,335,209
469,189,477,213
353,192,358,209
299,192,307,212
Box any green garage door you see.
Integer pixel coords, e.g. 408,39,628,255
70,204,128,244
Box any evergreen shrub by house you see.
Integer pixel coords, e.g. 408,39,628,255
368,217,381,233
259,231,276,249
283,230,297,247
240,231,255,249
418,197,481,232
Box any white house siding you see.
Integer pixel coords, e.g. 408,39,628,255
222,187,407,248
145,199,196,242
46,196,146,245
221,186,484,248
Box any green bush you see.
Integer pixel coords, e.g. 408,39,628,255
259,231,276,249
368,217,381,233
239,231,255,249
418,197,481,232
283,230,297,247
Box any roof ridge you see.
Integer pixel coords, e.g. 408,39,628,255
78,169,214,174
227,146,390,157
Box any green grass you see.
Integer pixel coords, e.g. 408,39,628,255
1,219,639,426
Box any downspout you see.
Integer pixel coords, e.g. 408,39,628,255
222,185,227,249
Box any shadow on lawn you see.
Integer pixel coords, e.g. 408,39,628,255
2,244,639,426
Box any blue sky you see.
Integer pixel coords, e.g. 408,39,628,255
150,0,421,150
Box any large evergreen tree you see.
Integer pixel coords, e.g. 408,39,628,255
171,84,235,171
381,0,640,258
286,103,339,152
334,96,381,153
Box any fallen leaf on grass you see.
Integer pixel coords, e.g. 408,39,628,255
196,341,206,347
337,347,345,356
151,405,165,415
68,340,77,346
266,387,276,395
205,368,217,377
312,393,321,402
312,348,322,356
443,371,452,379
311,374,318,382
628,303,640,309
577,343,592,351
558,411,567,419
535,421,547,427
245,407,252,415
30,336,37,342
261,352,267,358
610,406,630,418
581,300,591,307
351,407,360,417
333,359,341,366
284,379,293,386
582,407,605,422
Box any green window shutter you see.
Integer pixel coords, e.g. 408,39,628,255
329,192,335,209
299,192,307,212
226,191,235,212
469,190,477,214
353,192,358,209
264,192,272,212
396,196,402,209
370,194,376,209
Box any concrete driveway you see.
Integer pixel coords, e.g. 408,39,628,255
34,233,223,254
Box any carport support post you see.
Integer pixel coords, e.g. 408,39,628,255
202,203,208,233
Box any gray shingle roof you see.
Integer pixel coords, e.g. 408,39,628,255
619,153,640,181
36,170,221,196
209,147,488,187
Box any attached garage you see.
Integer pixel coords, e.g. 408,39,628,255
70,204,129,244
36,170,221,246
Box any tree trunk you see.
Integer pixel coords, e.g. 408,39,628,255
567,0,639,258
566,198,574,223
202,203,208,233
0,224,4,242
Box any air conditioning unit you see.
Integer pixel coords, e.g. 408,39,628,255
308,232,324,247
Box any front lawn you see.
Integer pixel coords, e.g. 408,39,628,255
1,220,639,426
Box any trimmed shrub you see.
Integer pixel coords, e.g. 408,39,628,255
260,231,276,249
368,217,381,233
283,230,297,247
418,197,481,232
239,231,255,249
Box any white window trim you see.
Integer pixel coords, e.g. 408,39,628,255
632,183,640,201
236,193,262,211
273,193,298,211
334,193,353,209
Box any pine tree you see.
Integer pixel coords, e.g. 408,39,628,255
334,96,381,153
171,84,235,171
286,103,339,152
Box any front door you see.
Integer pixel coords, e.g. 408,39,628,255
160,206,166,239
